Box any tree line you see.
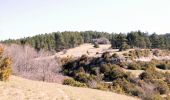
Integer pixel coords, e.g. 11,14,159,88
2,31,170,51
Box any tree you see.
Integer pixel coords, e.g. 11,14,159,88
119,42,130,51
54,32,65,51
111,33,127,49
149,33,161,48
127,31,151,48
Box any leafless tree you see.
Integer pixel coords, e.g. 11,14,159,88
4,44,66,83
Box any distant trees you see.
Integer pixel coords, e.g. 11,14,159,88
111,31,170,50
111,33,130,51
2,31,170,51
127,31,151,48
2,31,110,51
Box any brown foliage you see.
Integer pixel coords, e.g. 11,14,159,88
0,45,12,81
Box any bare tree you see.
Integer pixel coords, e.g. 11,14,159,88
4,44,65,83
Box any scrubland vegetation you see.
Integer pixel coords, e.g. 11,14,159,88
61,51,170,100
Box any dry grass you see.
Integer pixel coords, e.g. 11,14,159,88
0,75,139,100
55,43,131,58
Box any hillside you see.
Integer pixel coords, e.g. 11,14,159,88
55,43,131,58
2,43,170,100
0,76,139,100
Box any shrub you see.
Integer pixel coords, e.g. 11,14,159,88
153,80,169,94
139,66,163,82
0,46,12,81
128,49,151,59
101,52,111,62
119,42,130,51
142,61,156,70
75,72,91,83
63,78,87,87
112,78,141,96
127,62,141,70
101,64,126,81
93,43,99,48
95,83,110,91
112,53,119,58
112,84,125,94
100,64,112,73
61,56,73,65
156,63,170,70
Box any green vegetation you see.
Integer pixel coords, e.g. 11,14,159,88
63,78,87,87
2,31,110,51
2,31,170,52
62,52,170,99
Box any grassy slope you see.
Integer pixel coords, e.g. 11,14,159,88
55,44,132,58
0,76,139,100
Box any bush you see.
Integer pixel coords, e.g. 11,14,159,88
156,63,170,70
127,62,141,70
101,52,111,62
95,83,110,91
112,53,119,58
153,80,169,94
119,42,130,51
101,64,126,81
0,46,12,81
128,49,151,59
75,72,91,83
112,84,125,94
112,78,141,96
63,78,87,87
100,64,112,73
139,66,163,82
93,43,99,48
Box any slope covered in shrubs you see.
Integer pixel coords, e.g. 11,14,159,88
62,52,170,100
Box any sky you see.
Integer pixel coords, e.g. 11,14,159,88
0,0,170,40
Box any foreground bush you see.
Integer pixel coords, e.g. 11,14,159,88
63,78,87,87
0,46,12,81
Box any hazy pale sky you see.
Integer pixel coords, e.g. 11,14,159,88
0,0,170,40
